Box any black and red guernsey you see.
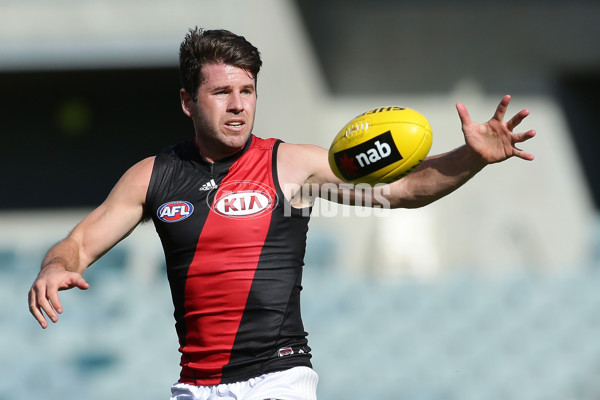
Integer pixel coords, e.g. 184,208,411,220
146,135,312,385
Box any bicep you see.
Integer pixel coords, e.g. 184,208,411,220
278,143,341,201
280,143,413,208
280,143,370,206
301,144,344,187
296,144,400,208
70,157,155,266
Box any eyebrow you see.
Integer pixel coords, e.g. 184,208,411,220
208,83,255,92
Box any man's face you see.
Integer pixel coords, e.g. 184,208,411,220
183,62,257,161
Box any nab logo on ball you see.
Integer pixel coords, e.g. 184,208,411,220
211,181,275,219
157,201,194,223
328,106,433,185
333,131,403,181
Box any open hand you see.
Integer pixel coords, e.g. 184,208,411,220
456,95,536,164
28,266,89,328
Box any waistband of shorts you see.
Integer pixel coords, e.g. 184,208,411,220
179,357,313,386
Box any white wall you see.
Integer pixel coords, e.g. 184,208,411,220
0,0,595,277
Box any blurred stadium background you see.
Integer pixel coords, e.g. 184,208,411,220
1,0,600,399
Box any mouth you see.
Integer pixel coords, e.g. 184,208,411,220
224,119,245,132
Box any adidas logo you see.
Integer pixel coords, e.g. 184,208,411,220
199,179,218,191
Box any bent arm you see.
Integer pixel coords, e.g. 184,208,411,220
29,156,155,328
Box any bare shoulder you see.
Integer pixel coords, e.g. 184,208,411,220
125,156,155,179
277,143,326,183
278,142,326,159
105,156,156,206
113,156,155,188
277,142,341,188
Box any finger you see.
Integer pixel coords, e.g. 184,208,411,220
47,289,63,315
513,129,536,144
507,109,530,131
512,130,536,160
455,102,473,126
493,95,512,121
35,283,59,324
28,289,49,329
50,274,90,315
513,147,535,161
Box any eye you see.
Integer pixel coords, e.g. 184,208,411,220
212,87,230,96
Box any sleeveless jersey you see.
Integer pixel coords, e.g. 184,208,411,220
146,135,312,385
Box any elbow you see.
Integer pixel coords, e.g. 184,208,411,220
388,197,434,209
380,179,437,209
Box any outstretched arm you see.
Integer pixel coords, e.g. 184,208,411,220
279,95,536,209
385,95,536,208
28,156,154,328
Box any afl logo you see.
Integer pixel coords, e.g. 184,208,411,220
157,201,194,223
212,181,275,219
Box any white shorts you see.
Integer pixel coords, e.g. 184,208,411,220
169,366,319,400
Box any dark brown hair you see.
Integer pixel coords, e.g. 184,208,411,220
179,27,262,101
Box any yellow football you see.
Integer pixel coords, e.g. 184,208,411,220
328,106,433,185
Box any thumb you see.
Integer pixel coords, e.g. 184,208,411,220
74,275,90,290
60,273,90,291
456,102,472,126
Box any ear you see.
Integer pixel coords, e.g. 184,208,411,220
180,88,195,118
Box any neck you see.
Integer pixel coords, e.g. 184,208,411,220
194,136,249,163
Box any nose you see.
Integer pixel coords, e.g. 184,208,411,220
227,92,244,113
